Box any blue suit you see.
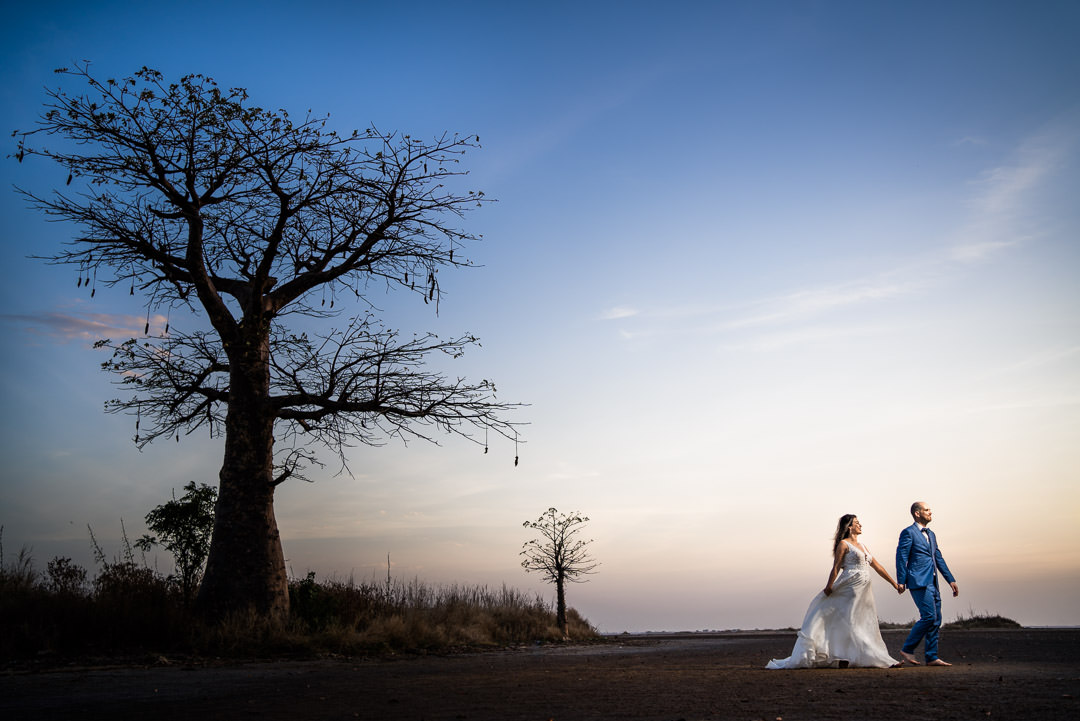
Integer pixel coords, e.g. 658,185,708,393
896,523,955,661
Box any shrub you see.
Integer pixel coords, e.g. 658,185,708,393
45,557,89,596
944,611,1022,629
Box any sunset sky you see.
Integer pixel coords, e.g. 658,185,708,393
1,1,1077,632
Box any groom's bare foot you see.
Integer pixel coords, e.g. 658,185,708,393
927,658,952,666
898,650,921,665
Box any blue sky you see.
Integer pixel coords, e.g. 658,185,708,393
2,1,1078,632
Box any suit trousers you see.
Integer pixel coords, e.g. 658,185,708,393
902,583,942,661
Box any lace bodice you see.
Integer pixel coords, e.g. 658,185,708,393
841,541,872,571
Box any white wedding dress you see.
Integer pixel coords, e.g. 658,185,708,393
766,540,898,669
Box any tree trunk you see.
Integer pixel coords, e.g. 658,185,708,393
196,331,290,622
556,574,569,639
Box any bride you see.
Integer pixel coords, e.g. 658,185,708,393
767,514,903,669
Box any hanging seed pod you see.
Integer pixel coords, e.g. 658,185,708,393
144,321,150,334
66,172,73,185
514,456,519,467
77,276,83,287
90,288,96,298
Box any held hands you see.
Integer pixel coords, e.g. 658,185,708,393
896,583,906,595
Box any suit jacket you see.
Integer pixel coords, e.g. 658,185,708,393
896,523,955,590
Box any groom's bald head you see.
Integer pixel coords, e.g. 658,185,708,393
910,502,933,525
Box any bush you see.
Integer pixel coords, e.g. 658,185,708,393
944,611,1022,629
45,557,89,596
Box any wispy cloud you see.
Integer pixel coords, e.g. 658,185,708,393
0,308,168,343
970,346,1080,383
483,62,672,179
961,396,1080,416
952,136,988,147
605,272,923,346
600,306,639,320
969,139,1056,217
718,324,888,352
951,110,1079,262
717,276,920,332
948,238,1029,263
604,112,1079,352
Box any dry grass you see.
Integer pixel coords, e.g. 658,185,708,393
0,534,597,662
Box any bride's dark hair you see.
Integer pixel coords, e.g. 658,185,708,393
833,514,857,554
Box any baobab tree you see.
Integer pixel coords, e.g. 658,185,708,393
521,508,598,638
14,64,519,621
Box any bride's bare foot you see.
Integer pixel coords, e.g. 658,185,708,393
898,650,920,665
927,658,952,666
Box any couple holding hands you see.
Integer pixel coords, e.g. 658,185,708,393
767,501,958,669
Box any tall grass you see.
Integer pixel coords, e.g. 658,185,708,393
282,573,594,654
0,530,597,663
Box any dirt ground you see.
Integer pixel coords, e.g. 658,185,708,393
2,628,1077,720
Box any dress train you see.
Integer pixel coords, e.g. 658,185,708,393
767,541,897,669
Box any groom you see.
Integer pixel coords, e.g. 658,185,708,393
896,501,958,666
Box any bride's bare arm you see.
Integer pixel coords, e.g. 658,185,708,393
824,543,846,596
870,556,902,592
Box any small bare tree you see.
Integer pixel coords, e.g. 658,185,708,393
521,508,597,638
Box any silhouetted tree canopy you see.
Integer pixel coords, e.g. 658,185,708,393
16,64,520,620
522,508,597,637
